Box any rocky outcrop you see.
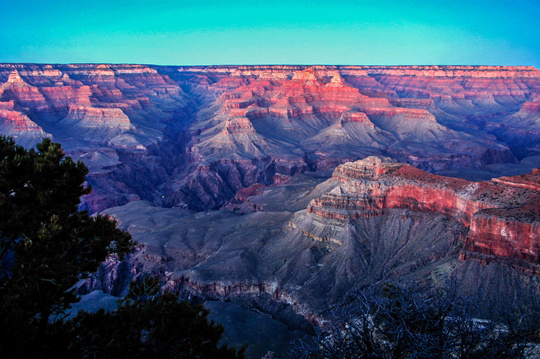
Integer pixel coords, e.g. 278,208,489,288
40,85,93,108
0,108,44,132
167,65,520,209
307,157,540,270
93,168,540,358
0,107,50,146
0,63,539,213
487,92,540,157
222,116,257,134
11,62,525,355
1,71,49,110
61,105,134,130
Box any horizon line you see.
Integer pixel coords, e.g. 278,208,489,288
0,62,538,69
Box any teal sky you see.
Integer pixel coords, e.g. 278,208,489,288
1,0,539,67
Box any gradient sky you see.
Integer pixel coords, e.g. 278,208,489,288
1,0,539,67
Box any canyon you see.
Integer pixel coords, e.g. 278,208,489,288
1,64,540,357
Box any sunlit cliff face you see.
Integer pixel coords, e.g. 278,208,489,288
0,63,539,215
307,157,540,270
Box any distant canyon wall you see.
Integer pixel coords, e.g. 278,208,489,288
0,64,539,213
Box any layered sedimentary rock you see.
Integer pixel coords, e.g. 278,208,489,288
40,85,93,108
307,157,540,270
0,108,43,132
97,165,540,335
160,65,527,209
0,63,539,213
61,105,133,129
1,71,49,110
0,101,50,146
488,92,540,157
0,64,198,211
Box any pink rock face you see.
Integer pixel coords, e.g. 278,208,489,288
341,111,370,122
1,71,49,110
390,98,436,109
362,107,437,121
338,111,374,127
40,85,92,108
62,106,133,129
522,100,540,113
220,68,366,117
188,66,520,174
308,157,540,266
0,109,44,132
467,211,540,263
357,65,538,108
0,63,539,214
223,116,256,134
0,100,15,110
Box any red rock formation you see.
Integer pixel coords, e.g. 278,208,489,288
0,63,539,213
307,157,540,268
467,209,540,263
362,107,437,121
389,98,436,110
0,109,44,132
219,68,367,122
61,105,133,130
1,71,49,110
0,100,15,110
223,116,256,134
40,85,93,108
0,107,49,146
522,101,540,113
337,111,374,127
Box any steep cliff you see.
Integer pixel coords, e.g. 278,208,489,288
307,157,540,271
98,165,540,323
0,64,539,212
0,107,50,146
0,64,197,212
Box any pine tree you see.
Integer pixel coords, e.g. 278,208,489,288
0,136,135,356
0,136,245,358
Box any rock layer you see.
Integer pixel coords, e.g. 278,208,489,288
0,64,539,212
307,157,540,269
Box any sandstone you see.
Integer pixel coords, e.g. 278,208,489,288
1,62,535,356
338,111,373,127
222,116,256,134
0,109,45,132
1,71,49,109
363,107,437,121
307,157,540,267
40,85,93,108
0,63,538,215
61,105,134,130
0,100,14,110
292,68,321,82
390,98,436,109
0,108,49,147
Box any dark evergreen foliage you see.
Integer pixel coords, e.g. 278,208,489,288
0,137,244,358
64,277,245,358
288,282,539,359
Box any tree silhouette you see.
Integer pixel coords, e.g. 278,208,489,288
0,137,244,358
288,281,538,359
0,136,134,356
66,276,245,358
